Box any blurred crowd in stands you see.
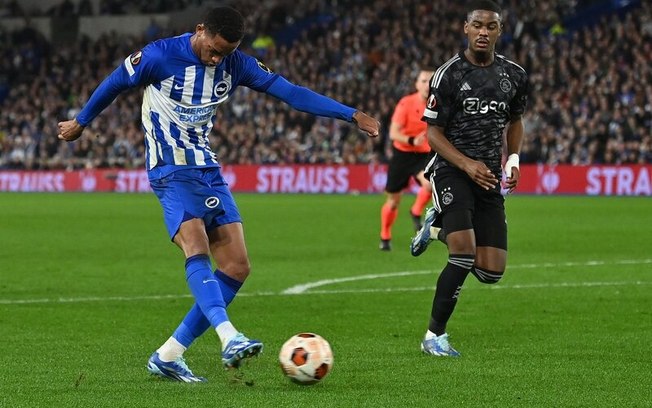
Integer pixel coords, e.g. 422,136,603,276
0,0,650,170
0,0,201,17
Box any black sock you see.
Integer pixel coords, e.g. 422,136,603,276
437,228,447,244
429,254,474,335
470,266,503,284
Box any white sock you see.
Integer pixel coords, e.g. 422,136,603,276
156,337,186,362
425,330,439,340
216,321,239,349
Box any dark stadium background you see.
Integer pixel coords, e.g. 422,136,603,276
0,0,649,196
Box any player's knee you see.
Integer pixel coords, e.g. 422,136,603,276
221,258,251,281
175,235,210,259
385,195,401,208
470,266,503,284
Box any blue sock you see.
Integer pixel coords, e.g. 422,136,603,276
173,268,244,348
173,306,207,348
184,254,228,328
214,269,243,304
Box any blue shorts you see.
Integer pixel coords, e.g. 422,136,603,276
150,167,241,240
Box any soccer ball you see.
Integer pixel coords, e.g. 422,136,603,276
279,333,333,385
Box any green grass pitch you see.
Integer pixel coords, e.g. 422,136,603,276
0,193,650,407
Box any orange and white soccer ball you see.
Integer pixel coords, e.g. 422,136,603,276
279,333,333,385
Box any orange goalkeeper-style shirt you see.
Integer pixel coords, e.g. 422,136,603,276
390,92,430,153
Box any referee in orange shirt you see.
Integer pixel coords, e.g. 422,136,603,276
380,69,434,251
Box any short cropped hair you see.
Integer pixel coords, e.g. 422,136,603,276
203,7,245,42
466,0,502,19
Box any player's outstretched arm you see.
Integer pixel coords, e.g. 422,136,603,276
265,76,379,137
427,124,498,190
57,66,133,143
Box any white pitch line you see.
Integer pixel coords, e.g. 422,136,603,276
1,294,196,305
1,259,650,305
0,292,277,305
281,258,652,294
302,280,652,295
281,270,431,294
1,280,650,305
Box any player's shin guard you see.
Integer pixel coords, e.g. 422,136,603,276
470,266,503,284
185,254,228,328
173,269,243,348
429,254,474,335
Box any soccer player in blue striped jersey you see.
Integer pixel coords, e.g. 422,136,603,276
58,6,380,382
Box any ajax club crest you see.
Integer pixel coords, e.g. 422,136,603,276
499,78,512,93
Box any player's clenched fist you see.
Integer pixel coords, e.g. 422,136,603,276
57,119,85,142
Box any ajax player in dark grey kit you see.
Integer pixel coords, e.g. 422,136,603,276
410,0,529,356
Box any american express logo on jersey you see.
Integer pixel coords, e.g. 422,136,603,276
173,105,215,123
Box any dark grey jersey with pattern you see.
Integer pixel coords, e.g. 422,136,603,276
422,51,528,176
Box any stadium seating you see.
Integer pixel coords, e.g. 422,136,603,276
0,0,649,169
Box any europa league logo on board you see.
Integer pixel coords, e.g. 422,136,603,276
221,167,237,187
537,165,560,194
368,164,387,193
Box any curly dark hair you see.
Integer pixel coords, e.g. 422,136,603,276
203,6,245,42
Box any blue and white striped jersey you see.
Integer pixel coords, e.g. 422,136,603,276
122,33,277,179
76,33,356,180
